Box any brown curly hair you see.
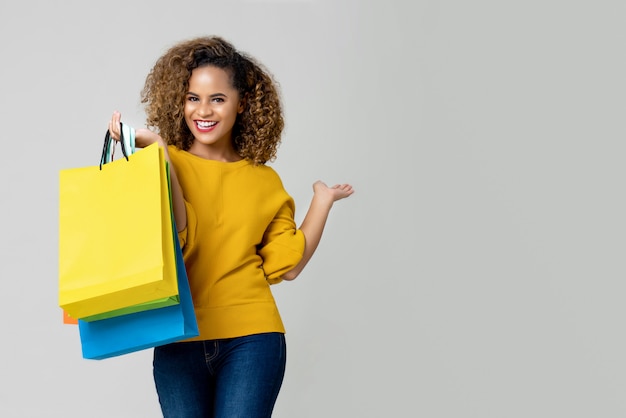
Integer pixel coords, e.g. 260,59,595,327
140,36,284,165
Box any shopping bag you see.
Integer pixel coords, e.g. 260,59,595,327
63,310,78,325
63,295,179,323
78,229,198,359
78,178,199,359
59,128,179,319
60,128,180,322
79,294,180,322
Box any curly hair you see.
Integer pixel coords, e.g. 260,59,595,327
140,36,284,165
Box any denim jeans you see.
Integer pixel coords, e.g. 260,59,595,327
153,333,286,418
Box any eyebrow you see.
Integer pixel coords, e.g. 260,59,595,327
186,92,227,98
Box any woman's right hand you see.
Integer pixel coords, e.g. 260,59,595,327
107,110,124,142
108,110,164,148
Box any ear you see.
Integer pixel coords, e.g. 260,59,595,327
238,94,247,114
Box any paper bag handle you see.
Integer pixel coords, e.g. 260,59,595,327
99,123,136,170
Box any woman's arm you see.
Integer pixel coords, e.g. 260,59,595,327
108,111,187,232
281,181,354,281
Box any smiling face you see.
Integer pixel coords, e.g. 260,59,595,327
184,65,244,160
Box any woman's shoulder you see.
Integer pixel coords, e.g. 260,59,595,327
167,145,185,161
248,163,283,181
167,145,186,157
250,162,277,174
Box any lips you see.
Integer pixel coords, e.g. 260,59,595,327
195,120,218,132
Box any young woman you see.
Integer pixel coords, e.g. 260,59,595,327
108,36,353,417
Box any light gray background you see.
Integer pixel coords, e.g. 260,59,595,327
1,0,625,416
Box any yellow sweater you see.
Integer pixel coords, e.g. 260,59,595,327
169,146,305,341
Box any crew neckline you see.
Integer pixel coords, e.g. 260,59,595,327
175,147,251,168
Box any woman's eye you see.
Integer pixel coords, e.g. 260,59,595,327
187,96,199,102
212,97,224,103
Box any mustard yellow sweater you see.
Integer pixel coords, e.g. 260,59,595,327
169,146,305,341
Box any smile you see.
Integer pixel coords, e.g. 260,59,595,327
195,120,218,132
196,121,217,128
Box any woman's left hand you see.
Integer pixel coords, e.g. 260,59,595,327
312,181,354,203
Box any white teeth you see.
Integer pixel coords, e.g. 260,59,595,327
197,121,217,128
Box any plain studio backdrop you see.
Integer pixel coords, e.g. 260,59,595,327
1,0,625,417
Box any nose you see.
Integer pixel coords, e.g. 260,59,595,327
197,101,214,118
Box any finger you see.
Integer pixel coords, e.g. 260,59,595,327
109,111,121,141
339,184,354,194
109,125,117,142
114,111,121,138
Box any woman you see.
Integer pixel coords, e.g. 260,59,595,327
108,36,353,417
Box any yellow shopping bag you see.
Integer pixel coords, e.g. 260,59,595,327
59,138,179,319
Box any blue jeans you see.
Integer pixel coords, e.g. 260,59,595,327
153,333,286,418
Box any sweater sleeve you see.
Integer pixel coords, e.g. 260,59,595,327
167,146,197,252
258,197,305,284
177,200,197,251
